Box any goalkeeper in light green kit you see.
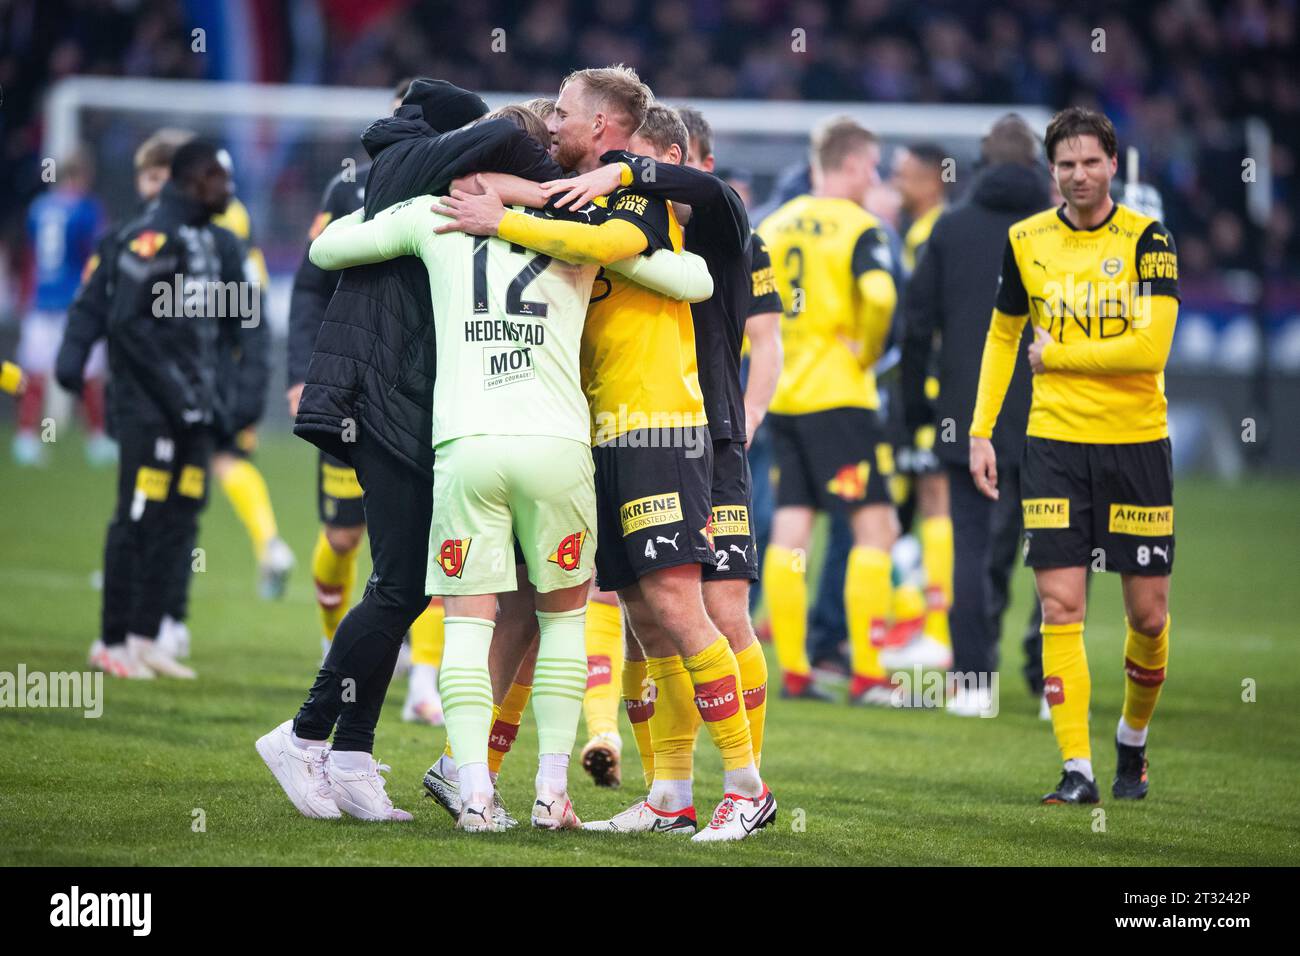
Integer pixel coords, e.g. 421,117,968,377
311,178,712,831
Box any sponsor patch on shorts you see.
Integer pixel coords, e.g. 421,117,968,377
1023,498,1070,529
437,538,472,578
1108,504,1173,536
178,465,205,499
134,467,171,501
710,504,750,537
619,493,683,536
548,530,587,571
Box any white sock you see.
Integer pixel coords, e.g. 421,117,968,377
292,732,328,750
723,762,763,798
1116,716,1149,747
330,750,371,772
436,753,459,782
536,753,569,793
459,761,492,801
409,663,439,700
647,777,694,812
1065,757,1095,781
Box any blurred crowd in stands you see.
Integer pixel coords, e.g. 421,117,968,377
2,0,1296,302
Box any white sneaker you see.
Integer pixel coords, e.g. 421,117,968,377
531,789,581,830
88,639,154,679
691,786,777,842
945,684,994,717
879,634,953,672
258,537,295,600
255,720,340,819
582,798,697,834
326,754,413,821
456,792,497,832
156,617,190,660
128,634,196,679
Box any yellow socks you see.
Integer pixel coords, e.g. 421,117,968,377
645,655,698,781
622,658,655,788
735,640,768,768
1121,615,1169,736
763,544,810,688
409,599,445,667
919,515,953,646
488,681,532,776
846,546,891,691
312,530,358,640
220,458,279,559
682,637,754,772
582,599,624,738
1042,621,1091,762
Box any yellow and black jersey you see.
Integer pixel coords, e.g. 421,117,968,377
971,202,1180,444
901,202,943,275
758,195,897,416
582,188,707,442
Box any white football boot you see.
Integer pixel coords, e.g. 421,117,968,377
401,664,443,726
945,684,995,717
456,792,497,832
422,758,462,820
580,731,622,788
258,537,295,600
582,798,697,834
255,720,340,819
325,753,413,821
531,789,582,830
691,785,777,843
879,634,953,672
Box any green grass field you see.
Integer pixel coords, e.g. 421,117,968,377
1,427,1297,866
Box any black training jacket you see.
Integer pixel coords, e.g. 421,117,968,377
900,162,1053,468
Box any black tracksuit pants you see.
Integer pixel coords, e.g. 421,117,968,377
293,429,432,753
102,423,214,645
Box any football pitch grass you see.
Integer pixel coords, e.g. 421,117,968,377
1,427,1297,866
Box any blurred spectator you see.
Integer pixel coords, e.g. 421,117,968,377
1,0,1296,294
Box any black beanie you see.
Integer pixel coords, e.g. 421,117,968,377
401,78,489,133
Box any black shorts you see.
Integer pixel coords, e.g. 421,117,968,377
703,438,758,582
1021,436,1174,576
592,426,715,592
768,407,895,514
318,450,366,527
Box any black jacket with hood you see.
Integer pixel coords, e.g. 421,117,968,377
900,161,1053,468
293,79,563,476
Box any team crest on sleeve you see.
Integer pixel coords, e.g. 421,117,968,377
128,231,166,259
826,461,871,501
548,530,587,571
438,538,472,578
